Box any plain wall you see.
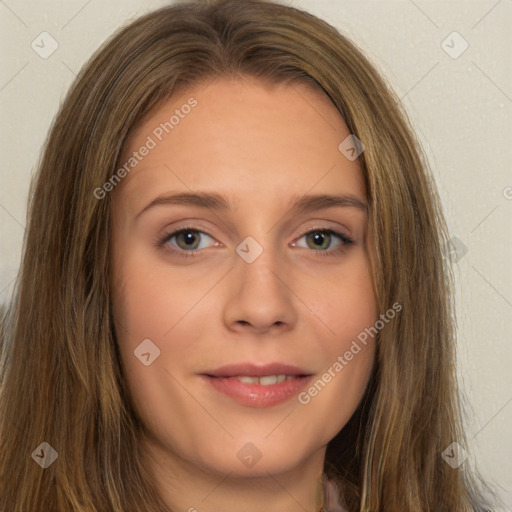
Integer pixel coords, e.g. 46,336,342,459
0,0,510,508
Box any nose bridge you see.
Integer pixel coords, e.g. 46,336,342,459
234,232,285,292
224,231,296,331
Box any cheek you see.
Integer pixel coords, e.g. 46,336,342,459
309,252,377,345
110,255,204,440
111,248,181,380
297,254,376,422
112,245,197,338
111,245,219,419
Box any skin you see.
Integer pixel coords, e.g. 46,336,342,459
110,76,377,512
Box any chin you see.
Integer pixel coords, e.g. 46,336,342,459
191,437,316,477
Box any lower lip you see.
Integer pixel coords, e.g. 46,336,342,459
201,375,312,408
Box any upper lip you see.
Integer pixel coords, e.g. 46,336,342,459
203,363,312,378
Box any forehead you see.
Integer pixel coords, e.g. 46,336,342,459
115,77,365,207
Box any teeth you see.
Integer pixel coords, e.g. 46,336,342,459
235,374,293,385
259,375,278,386
237,376,259,384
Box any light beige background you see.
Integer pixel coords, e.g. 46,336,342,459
1,0,511,508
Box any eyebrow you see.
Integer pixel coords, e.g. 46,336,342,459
135,191,367,220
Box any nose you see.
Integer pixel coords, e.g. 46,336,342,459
222,240,298,335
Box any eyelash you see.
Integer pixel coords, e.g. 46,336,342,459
157,225,354,259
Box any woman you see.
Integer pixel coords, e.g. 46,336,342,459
0,0,500,510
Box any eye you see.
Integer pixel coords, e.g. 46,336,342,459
160,227,216,255
293,229,353,256
157,226,354,259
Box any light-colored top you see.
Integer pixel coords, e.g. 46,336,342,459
320,476,348,512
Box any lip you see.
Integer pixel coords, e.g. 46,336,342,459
200,362,313,408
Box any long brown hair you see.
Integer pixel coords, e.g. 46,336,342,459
0,1,501,510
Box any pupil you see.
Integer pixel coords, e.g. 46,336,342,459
182,230,197,247
312,231,328,249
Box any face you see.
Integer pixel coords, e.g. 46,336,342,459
110,77,377,479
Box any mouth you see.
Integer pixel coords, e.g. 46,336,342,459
200,363,313,408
